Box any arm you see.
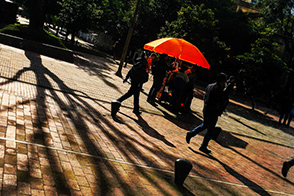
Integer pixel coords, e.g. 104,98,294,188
123,67,133,83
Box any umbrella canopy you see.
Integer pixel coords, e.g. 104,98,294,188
144,37,210,69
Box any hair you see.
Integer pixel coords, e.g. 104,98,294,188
160,53,168,59
141,51,147,59
150,53,156,57
216,72,227,83
229,76,235,81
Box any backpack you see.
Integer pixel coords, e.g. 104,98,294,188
130,61,148,84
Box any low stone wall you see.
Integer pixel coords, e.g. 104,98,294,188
0,33,74,62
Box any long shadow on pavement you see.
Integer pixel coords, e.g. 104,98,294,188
226,101,294,137
1,50,197,195
6,51,136,195
188,147,272,196
74,55,124,94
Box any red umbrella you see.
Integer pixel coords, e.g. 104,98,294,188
144,37,210,69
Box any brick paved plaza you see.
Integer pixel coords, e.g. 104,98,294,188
0,43,293,195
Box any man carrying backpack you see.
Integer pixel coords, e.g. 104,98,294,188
111,52,148,119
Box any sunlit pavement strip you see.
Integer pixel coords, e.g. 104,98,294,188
0,136,291,196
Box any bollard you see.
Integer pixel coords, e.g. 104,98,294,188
174,158,192,186
111,101,121,118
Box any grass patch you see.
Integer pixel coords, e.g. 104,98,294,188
0,24,67,49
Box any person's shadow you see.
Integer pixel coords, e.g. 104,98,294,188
188,148,271,196
213,130,248,149
136,116,176,148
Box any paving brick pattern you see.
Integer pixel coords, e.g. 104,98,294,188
0,43,293,195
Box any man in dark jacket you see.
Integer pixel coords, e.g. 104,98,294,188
111,53,148,119
186,73,227,154
147,54,168,105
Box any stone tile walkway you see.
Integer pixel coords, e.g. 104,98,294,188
0,43,293,195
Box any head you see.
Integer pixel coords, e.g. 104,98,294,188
141,51,147,59
150,53,156,60
228,76,235,83
216,72,227,89
160,54,168,61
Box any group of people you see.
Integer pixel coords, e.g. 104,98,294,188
110,51,294,179
111,51,235,154
111,52,201,119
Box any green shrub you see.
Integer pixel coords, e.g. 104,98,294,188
0,24,67,49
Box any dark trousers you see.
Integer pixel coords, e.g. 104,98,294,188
147,77,164,102
289,158,294,166
117,83,141,113
189,112,218,148
172,88,184,110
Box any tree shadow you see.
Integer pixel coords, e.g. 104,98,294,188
19,51,138,194
188,147,272,196
135,116,176,148
226,101,294,137
73,54,124,94
154,103,202,131
228,115,266,136
0,50,195,195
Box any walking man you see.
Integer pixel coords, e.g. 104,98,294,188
186,73,227,154
111,52,148,119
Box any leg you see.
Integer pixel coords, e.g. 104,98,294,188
279,112,284,124
283,112,289,125
133,85,141,115
112,85,135,118
148,78,163,103
200,114,218,153
287,114,293,126
117,85,135,103
186,121,207,144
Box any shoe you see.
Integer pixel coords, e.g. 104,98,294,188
133,111,142,116
282,161,291,177
186,132,192,144
199,147,211,154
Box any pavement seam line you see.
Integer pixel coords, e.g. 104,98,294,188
0,136,291,195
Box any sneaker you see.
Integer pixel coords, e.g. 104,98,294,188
199,147,211,154
282,161,291,177
186,132,192,144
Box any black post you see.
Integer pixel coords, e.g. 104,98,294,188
174,159,192,186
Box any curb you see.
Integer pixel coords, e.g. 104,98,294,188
0,32,74,62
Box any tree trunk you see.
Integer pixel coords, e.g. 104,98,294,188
29,0,46,30
71,31,75,44
55,26,60,37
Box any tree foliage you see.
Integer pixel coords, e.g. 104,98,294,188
237,29,287,99
256,0,294,67
14,0,58,29
158,4,223,67
57,0,99,42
